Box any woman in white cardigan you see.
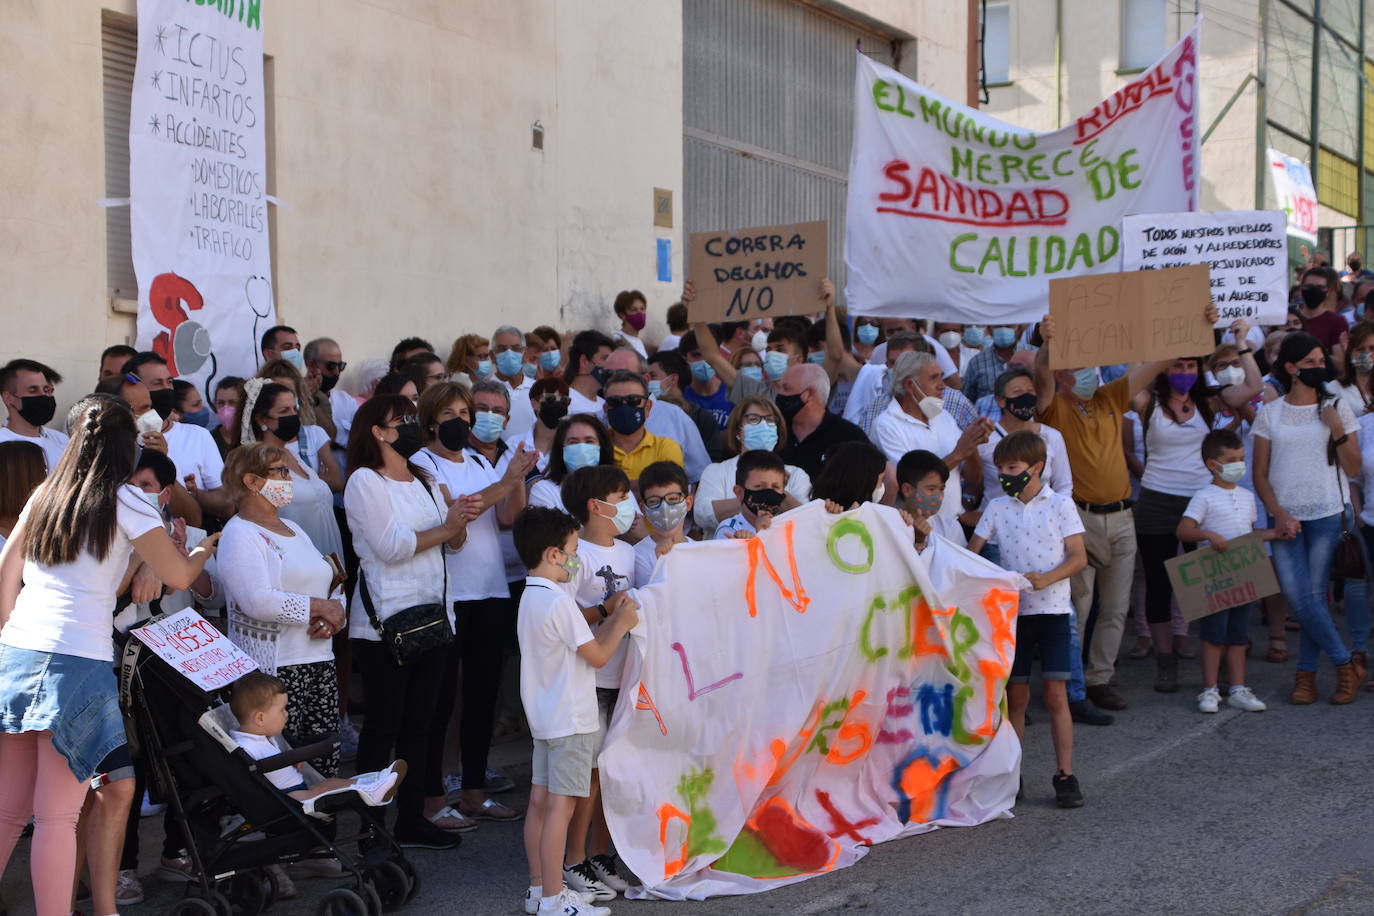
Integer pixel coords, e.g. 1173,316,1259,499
220,443,345,776
692,396,812,533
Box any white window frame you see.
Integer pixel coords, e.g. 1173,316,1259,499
1119,0,1167,72
983,1,1011,85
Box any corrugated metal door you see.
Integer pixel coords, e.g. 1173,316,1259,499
683,0,897,296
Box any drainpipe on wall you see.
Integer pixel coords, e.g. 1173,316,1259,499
1256,0,1269,209
1055,0,1063,128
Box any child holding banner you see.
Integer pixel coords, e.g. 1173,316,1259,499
1176,429,1280,714
967,430,1087,808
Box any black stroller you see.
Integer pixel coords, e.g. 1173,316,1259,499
119,631,420,916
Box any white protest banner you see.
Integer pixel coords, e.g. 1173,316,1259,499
600,502,1025,900
1267,149,1318,244
844,27,1199,325
130,0,276,395
1121,211,1288,326
133,609,259,692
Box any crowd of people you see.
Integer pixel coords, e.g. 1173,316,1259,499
1,250,1372,915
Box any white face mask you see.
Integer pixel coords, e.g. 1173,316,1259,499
1217,461,1246,483
908,379,943,420
136,409,163,436
258,478,294,508
1214,366,1245,387
872,482,886,504
937,331,961,351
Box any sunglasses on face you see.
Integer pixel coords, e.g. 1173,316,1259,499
605,395,646,409
318,360,347,373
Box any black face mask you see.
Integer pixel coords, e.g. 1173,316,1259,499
590,366,611,387
1295,366,1328,390
389,421,425,459
742,486,786,516
270,414,301,442
1352,260,1363,272
538,400,569,428
774,393,806,423
16,394,56,428
1301,285,1328,310
149,387,177,421
319,373,339,393
437,416,470,451
998,469,1034,498
607,405,645,435
1005,392,1037,421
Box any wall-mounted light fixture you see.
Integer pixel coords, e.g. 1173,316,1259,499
532,120,544,151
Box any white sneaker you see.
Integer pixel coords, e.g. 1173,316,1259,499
563,861,616,901
442,771,463,799
538,887,611,916
355,770,400,806
1197,687,1220,713
588,854,631,893
1227,685,1267,712
525,886,597,914
116,868,145,905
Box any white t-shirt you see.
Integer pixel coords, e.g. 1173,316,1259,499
872,400,963,520
633,536,678,588
569,538,635,689
343,469,447,640
1252,397,1359,521
973,486,1083,616
517,576,597,740
569,389,603,417
977,423,1072,510
329,387,358,452
529,477,640,519
868,338,959,378
0,425,69,471
502,375,537,448
279,426,343,559
230,730,302,790
928,512,968,548
660,333,683,354
163,421,225,490
1182,484,1259,546
692,456,811,531
713,512,757,540
1139,402,1212,496
414,448,508,601
220,516,335,670
2,485,163,662
612,331,648,360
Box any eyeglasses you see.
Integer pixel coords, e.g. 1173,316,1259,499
605,395,646,409
389,415,420,428
741,414,777,426
425,371,447,383
318,360,347,373
642,493,686,509
539,395,571,406
262,466,291,480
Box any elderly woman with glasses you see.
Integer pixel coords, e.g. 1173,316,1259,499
691,395,812,533
219,443,347,777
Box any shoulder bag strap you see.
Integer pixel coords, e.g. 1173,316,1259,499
358,478,451,637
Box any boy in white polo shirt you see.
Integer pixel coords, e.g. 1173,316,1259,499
968,430,1088,809
513,507,638,916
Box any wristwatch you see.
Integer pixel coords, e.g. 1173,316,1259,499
1237,348,1253,355
597,603,609,619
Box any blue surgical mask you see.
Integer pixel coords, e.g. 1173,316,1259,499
495,350,523,378
473,359,494,379
763,351,790,380
741,422,779,451
962,327,986,348
562,441,601,471
806,352,826,365
596,497,636,535
281,348,306,373
522,362,538,378
690,360,716,383
856,324,879,346
992,326,1016,349
740,366,764,382
539,350,561,371
647,379,662,397
1072,368,1100,399
181,406,212,428
472,410,505,443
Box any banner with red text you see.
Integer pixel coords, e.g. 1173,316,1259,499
131,0,276,396
844,26,1200,324
602,502,1025,900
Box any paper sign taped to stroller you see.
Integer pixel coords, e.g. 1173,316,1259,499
133,609,259,692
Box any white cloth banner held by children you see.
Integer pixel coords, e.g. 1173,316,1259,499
844,26,1200,325
130,0,276,395
601,501,1026,900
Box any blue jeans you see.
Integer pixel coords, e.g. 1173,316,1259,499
1270,509,1354,672
1343,522,1374,655
1068,609,1086,702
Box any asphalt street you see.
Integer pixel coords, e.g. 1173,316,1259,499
7,627,1374,916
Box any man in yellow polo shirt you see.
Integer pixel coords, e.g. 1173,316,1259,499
604,370,683,483
1033,301,1217,713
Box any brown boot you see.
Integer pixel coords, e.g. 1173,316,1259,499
1330,662,1361,705
1289,671,1318,705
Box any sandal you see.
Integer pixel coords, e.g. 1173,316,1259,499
1266,637,1288,664
460,797,523,822
427,805,478,833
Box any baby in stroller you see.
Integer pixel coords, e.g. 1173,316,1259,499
229,672,405,810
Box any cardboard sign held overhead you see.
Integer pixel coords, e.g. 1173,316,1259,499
687,220,828,322
1048,264,1213,369
1165,533,1281,622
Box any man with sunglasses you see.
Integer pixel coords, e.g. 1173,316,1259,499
305,337,358,462
602,371,682,485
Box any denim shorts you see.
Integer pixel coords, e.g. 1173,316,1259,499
0,643,127,782
1198,601,1254,647
1010,614,1072,683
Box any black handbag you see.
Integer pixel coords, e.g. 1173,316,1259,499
1331,450,1367,581
357,485,453,666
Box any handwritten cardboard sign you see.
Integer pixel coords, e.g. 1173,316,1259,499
1165,533,1280,622
1048,264,1213,369
133,609,259,692
1121,211,1288,326
687,220,828,322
